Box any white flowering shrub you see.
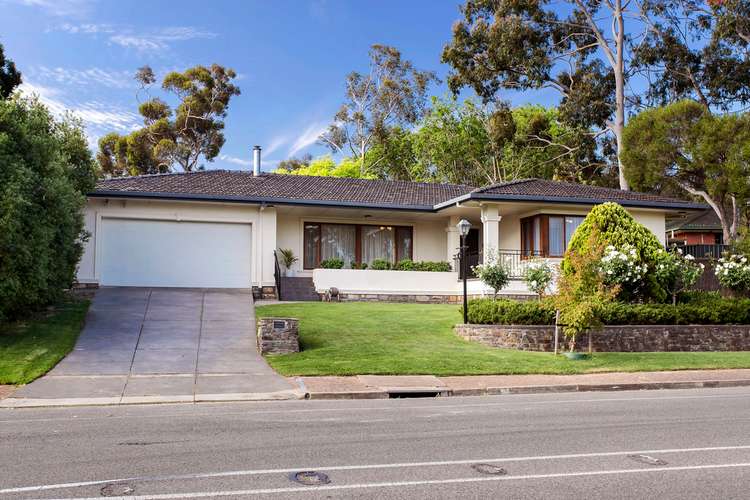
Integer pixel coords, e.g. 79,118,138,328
521,259,555,299
654,247,705,305
599,244,648,287
715,254,750,294
473,251,510,299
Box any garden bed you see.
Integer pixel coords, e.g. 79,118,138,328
256,302,750,376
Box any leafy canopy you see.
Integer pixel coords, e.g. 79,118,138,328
0,96,97,321
97,64,240,176
622,100,750,243
0,43,21,99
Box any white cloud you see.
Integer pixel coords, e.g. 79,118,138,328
288,122,328,157
54,23,217,52
109,27,216,51
218,154,251,167
56,22,115,34
18,82,141,141
4,0,92,17
30,66,135,90
264,135,288,157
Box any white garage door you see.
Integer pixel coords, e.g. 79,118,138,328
99,218,252,288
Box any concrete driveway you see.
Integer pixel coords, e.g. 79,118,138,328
7,288,301,406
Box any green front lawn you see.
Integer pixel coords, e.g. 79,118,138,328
0,297,90,385
257,302,750,376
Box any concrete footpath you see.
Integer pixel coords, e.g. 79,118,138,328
296,369,750,399
4,369,750,407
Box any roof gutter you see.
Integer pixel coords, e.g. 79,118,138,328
88,190,437,213
434,192,707,211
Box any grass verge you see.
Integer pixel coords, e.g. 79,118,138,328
0,296,90,385
257,302,750,376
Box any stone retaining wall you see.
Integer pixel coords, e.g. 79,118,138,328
455,324,750,352
333,293,533,304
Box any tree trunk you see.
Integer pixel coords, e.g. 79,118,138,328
613,0,630,191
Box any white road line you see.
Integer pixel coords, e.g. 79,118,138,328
2,390,750,424
42,462,750,500
4,444,750,495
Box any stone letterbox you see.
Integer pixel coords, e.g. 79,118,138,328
257,317,300,354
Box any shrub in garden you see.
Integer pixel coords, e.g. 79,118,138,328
369,259,391,270
654,247,704,305
563,202,665,301
555,235,619,351
467,298,556,325
466,292,750,326
319,258,344,269
394,259,417,271
0,97,97,322
351,262,368,270
473,251,510,299
416,261,452,272
715,254,750,295
521,259,555,299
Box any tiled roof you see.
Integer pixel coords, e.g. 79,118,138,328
93,170,473,210
666,209,722,231
461,178,705,209
92,171,706,211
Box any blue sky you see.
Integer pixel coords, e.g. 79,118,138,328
0,0,558,171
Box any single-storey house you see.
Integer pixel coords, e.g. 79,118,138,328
666,209,724,246
76,168,704,301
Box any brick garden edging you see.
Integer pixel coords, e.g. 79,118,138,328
455,324,750,352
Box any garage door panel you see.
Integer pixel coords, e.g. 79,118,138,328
99,218,252,288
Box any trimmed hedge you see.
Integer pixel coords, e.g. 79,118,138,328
467,295,750,326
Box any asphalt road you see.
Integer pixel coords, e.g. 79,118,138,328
1,387,750,499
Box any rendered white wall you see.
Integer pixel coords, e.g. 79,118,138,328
77,198,273,287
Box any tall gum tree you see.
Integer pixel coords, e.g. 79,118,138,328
442,0,750,191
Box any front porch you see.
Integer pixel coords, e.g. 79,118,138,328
271,200,666,301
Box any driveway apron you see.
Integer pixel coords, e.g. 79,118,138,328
10,288,299,405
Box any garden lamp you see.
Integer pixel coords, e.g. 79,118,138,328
457,219,471,324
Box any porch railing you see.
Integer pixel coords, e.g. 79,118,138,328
670,243,729,259
273,250,282,301
454,249,545,280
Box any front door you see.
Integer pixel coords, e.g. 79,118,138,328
460,228,480,279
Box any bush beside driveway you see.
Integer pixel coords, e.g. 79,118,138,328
257,302,750,377
0,296,89,385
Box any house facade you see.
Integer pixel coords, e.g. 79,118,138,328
76,170,704,301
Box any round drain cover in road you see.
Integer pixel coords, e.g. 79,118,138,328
471,463,507,475
627,454,667,466
100,483,135,496
290,471,331,486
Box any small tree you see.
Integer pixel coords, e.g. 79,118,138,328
555,233,619,352
521,259,555,300
654,247,705,305
474,251,510,299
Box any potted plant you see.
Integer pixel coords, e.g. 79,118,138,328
278,248,298,277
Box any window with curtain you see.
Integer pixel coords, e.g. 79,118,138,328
321,224,356,267
303,222,412,268
565,216,585,247
520,214,587,257
361,225,394,265
548,216,565,256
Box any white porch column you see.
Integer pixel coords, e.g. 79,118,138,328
446,215,461,271
259,206,277,287
480,205,501,263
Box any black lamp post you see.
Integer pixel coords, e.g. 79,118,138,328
457,219,472,324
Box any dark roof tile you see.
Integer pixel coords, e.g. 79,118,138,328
92,171,706,211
